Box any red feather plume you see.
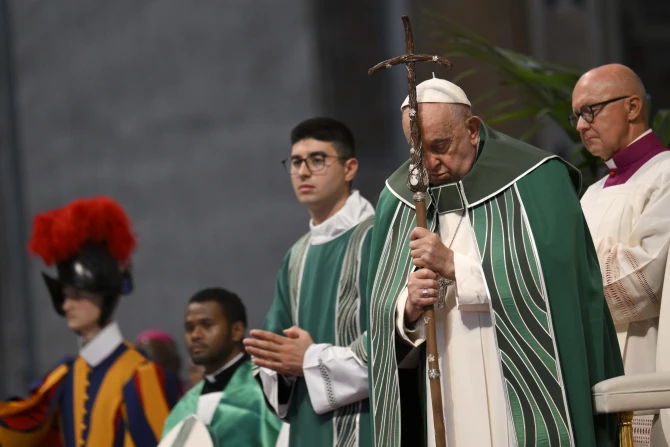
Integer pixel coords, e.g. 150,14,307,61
28,197,137,266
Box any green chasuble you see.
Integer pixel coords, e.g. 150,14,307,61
260,196,374,447
162,360,281,446
367,123,624,447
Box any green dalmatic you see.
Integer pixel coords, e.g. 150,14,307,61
261,206,374,447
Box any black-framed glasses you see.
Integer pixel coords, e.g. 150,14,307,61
568,96,630,128
281,154,348,175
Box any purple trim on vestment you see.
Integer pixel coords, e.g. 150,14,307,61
604,132,668,188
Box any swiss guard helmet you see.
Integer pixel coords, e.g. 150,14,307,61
28,197,137,326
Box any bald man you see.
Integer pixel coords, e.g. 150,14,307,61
573,64,670,446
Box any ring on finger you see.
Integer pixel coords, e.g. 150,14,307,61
422,288,429,297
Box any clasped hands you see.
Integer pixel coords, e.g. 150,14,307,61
405,227,456,324
243,326,314,377
243,228,453,370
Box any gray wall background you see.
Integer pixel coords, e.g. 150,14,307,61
0,0,408,394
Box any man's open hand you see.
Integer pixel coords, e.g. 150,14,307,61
243,326,314,376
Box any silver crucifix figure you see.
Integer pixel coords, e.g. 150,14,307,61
436,276,453,309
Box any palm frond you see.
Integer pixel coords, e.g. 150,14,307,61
653,109,670,146
422,12,670,190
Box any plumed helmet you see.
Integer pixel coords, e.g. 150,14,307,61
28,197,137,325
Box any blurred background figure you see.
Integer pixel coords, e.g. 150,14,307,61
135,329,185,395
0,197,178,447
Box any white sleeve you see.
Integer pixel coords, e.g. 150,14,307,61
302,343,369,415
395,286,426,346
256,367,296,419
453,252,490,311
393,251,489,345
594,180,670,325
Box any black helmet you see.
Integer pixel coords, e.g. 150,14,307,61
29,197,136,326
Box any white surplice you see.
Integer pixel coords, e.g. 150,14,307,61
396,210,512,446
581,148,670,447
581,150,670,374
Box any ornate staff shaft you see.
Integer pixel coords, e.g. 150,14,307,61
368,15,451,447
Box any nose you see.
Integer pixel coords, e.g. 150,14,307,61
62,297,74,312
576,116,590,133
190,327,203,341
297,160,311,178
424,153,441,170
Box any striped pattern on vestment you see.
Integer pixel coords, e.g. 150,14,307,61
286,218,373,447
469,186,573,446
369,203,436,447
332,216,373,447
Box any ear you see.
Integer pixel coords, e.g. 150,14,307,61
344,157,359,183
466,115,482,147
627,96,644,122
230,321,245,343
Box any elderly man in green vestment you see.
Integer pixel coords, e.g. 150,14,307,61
244,117,374,447
366,77,624,447
161,288,281,446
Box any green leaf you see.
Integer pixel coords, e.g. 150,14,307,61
452,68,479,83
471,86,508,106
487,107,541,125
422,10,603,189
483,98,520,116
652,109,670,146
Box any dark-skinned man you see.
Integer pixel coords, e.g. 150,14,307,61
161,288,281,446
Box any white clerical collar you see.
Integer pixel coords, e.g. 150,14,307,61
204,352,245,383
79,322,124,367
309,190,375,245
630,128,653,146
605,129,653,169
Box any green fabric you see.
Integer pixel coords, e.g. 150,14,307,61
366,123,623,447
162,361,281,447
470,186,571,445
364,190,437,446
514,160,623,446
385,122,581,211
262,218,374,447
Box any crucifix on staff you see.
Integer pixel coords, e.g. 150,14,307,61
366,13,624,447
368,15,452,447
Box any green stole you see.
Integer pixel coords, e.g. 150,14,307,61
288,216,373,447
261,215,374,447
367,123,623,447
287,216,373,366
162,361,281,447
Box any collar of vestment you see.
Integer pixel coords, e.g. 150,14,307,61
79,321,124,367
309,189,375,245
603,130,667,187
385,122,580,214
201,352,247,395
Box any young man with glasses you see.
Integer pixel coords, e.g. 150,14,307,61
574,64,670,445
244,117,374,447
